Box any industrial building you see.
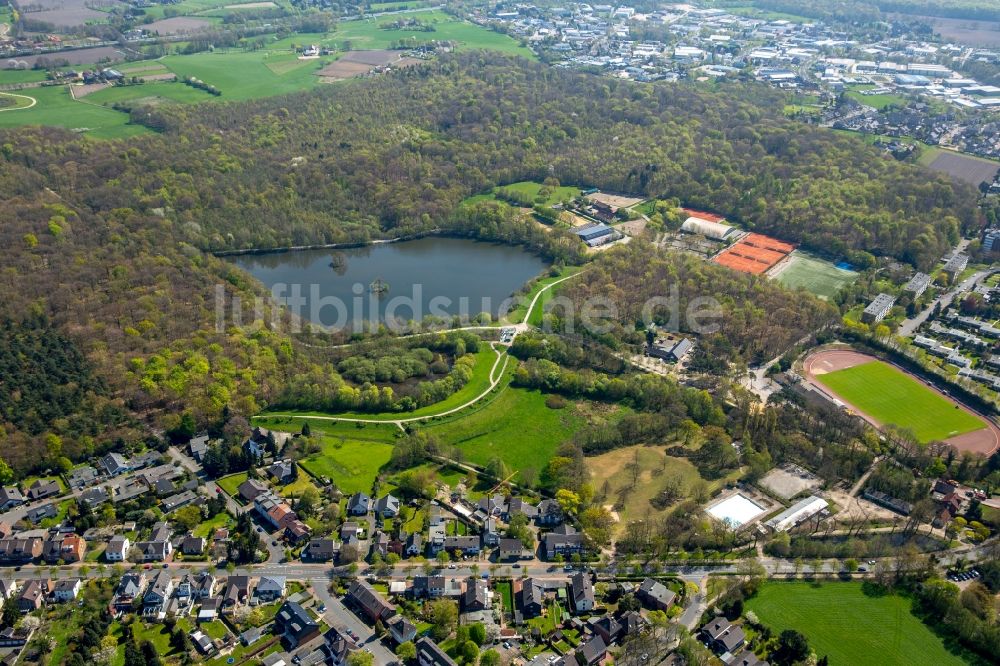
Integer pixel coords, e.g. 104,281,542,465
572,223,617,247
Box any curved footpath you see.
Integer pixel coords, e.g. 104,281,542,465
266,269,583,426
0,91,37,112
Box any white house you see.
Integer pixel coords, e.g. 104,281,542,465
255,576,286,602
53,579,82,603
105,535,131,562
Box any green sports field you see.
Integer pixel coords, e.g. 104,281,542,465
746,582,967,666
773,252,858,300
816,360,984,442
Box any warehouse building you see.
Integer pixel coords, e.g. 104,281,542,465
573,223,617,247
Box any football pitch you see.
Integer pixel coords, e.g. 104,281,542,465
746,582,966,666
773,252,857,300
816,360,984,442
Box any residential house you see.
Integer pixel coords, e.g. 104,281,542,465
239,626,263,647
477,494,506,518
198,597,220,622
175,574,195,606
27,479,61,501
637,578,676,611
569,572,595,613
274,601,321,649
462,577,490,613
346,580,396,624
181,535,206,556
67,466,99,490
114,573,146,611
285,519,311,544
154,478,176,496
16,580,46,612
411,575,446,599
320,627,356,666
238,479,269,504
370,530,390,560
223,575,251,611
80,486,110,508
0,626,29,648
188,435,210,462
0,487,24,511
144,570,174,614
415,637,458,666
482,517,499,547
589,615,622,645
405,533,423,557
105,535,131,562
0,579,19,603
26,503,58,524
257,576,286,602
374,494,400,519
190,630,215,655
267,459,296,485
499,538,531,561
194,572,216,599
577,635,608,665
536,499,564,526
137,522,173,562
52,579,82,603
162,490,199,513
387,614,417,645
347,493,371,516
519,578,544,618
340,522,360,541
100,453,131,477
506,497,537,521
0,537,43,563
701,616,746,655
543,524,584,560
303,538,339,562
730,651,770,666
59,533,86,563
441,536,480,556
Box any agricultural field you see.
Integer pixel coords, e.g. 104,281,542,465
85,80,217,107
746,582,966,666
921,148,1000,186
158,50,329,101
772,252,858,301
845,89,910,110
815,360,985,442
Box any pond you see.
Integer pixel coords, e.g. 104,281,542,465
225,236,549,332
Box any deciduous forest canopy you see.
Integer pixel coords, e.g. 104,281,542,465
0,53,981,473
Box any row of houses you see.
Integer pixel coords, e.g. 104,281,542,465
113,570,287,620
0,577,84,612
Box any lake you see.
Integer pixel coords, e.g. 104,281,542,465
226,236,549,331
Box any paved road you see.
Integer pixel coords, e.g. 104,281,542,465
898,240,982,337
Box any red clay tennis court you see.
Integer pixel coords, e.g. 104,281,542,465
713,232,796,275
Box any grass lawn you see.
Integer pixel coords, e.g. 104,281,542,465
259,346,501,422
499,180,581,205
816,360,985,442
194,511,235,538
0,85,149,139
845,90,910,110
419,385,590,475
85,81,218,107
333,11,533,57
746,582,966,666
217,472,249,498
496,580,514,613
159,51,329,101
586,445,710,534
507,266,583,325
130,617,194,655
200,619,229,640
281,468,320,497
527,601,564,635
773,252,858,301
298,434,396,494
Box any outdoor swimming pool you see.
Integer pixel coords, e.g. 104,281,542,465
706,493,767,527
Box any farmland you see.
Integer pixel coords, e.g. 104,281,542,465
921,149,1000,187
746,582,966,666
814,360,985,442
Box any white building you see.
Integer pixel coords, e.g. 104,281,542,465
765,495,828,532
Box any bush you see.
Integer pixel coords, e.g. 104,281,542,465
545,395,568,409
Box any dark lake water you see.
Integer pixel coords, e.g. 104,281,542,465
226,237,549,331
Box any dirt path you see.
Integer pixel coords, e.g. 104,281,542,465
0,91,37,112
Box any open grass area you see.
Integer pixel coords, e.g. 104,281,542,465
280,467,320,497
586,445,739,534
194,511,235,538
0,85,149,139
746,582,966,666
217,471,249,498
507,266,583,324
85,81,217,107
291,428,398,494
845,90,910,110
159,50,328,101
333,11,533,57
773,252,858,301
419,385,596,475
816,360,985,442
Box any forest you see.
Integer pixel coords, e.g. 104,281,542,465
0,53,982,475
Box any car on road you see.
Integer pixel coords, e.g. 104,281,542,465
857,566,867,572
272,540,278,546
448,564,456,569
257,526,263,533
